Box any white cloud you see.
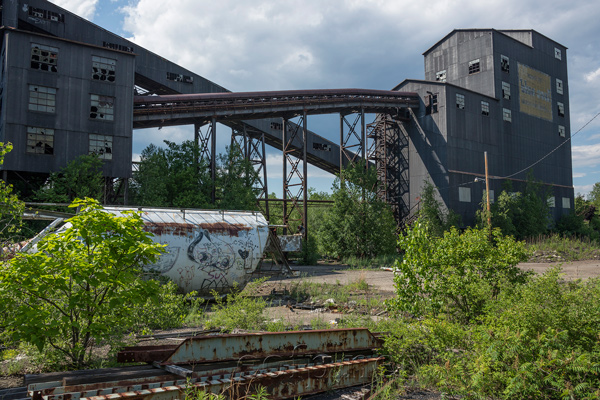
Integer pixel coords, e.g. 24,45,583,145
572,143,600,168
573,172,586,178
48,0,98,20
585,67,600,83
575,184,594,197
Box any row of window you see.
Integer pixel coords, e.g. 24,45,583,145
457,187,570,208
27,128,113,160
435,54,565,90
28,85,115,121
31,43,117,83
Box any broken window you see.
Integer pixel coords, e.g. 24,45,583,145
28,6,64,22
548,197,556,208
313,143,332,151
426,93,438,115
481,101,490,116
92,56,116,82
556,79,563,95
166,72,194,84
557,102,565,117
26,126,54,155
90,94,114,121
468,59,480,74
270,122,283,130
435,70,446,82
554,47,562,60
31,43,58,72
28,85,56,113
89,134,113,160
501,55,509,73
459,187,471,202
558,125,566,137
502,82,511,100
503,108,512,122
456,93,465,110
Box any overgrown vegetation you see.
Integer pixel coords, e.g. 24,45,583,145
0,198,165,368
317,162,397,259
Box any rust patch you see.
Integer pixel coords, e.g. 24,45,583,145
143,222,252,237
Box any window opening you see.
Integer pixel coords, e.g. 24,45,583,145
456,93,465,109
28,85,56,113
90,94,114,120
27,127,54,155
468,59,480,74
548,197,556,208
92,56,116,82
435,70,446,82
481,101,490,116
556,79,563,95
503,108,512,122
557,102,565,117
502,82,511,100
558,125,566,137
89,134,113,160
426,93,438,115
554,48,562,60
31,43,58,72
500,55,509,73
459,187,471,202
562,197,570,209
166,72,194,84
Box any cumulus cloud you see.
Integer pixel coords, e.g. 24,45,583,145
573,172,586,178
48,0,98,20
572,144,600,168
117,0,600,193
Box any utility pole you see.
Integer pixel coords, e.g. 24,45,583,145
484,151,491,229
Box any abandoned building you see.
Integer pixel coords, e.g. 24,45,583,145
0,0,573,225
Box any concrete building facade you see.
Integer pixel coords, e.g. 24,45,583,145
394,29,573,224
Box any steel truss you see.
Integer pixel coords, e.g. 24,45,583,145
230,124,270,220
367,115,410,225
340,109,366,171
194,118,216,203
282,112,308,237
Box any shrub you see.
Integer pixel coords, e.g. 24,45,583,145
204,280,267,332
390,221,530,323
0,198,165,368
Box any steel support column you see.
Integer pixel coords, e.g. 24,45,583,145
340,109,366,172
367,114,410,226
195,119,217,204
282,115,307,236
231,124,270,221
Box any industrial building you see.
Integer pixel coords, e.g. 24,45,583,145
0,0,573,225
394,29,573,224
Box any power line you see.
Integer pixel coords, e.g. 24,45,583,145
500,111,600,180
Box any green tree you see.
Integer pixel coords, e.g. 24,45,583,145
485,175,551,239
35,154,104,203
0,198,165,367
418,180,461,236
390,221,530,323
0,143,25,252
588,182,600,209
317,162,396,259
215,144,260,210
130,141,212,208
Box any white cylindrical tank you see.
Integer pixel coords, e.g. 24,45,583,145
102,207,270,295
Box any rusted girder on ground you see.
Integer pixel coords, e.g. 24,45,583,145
26,329,384,400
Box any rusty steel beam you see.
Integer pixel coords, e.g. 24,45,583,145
160,328,382,366
74,357,383,400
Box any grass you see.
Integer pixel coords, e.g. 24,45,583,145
527,233,600,261
340,254,398,270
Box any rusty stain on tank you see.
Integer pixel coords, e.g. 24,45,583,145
143,222,252,237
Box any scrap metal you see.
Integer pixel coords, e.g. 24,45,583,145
24,328,384,400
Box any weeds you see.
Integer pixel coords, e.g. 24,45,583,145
341,254,398,270
527,233,600,261
204,279,268,332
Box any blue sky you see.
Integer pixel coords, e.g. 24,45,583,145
51,0,600,198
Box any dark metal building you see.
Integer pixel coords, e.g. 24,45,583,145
394,29,573,224
0,1,574,226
